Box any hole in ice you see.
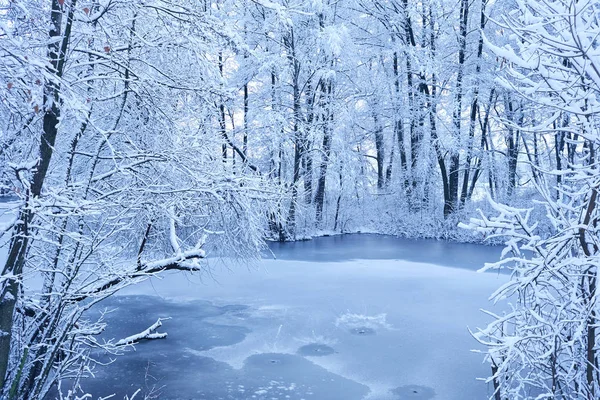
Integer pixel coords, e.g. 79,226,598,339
391,385,436,399
350,327,376,336
297,344,335,357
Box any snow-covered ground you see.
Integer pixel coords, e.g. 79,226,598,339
74,235,507,400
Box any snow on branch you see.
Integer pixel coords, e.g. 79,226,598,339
115,318,169,347
70,248,206,302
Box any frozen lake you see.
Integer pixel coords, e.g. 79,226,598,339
72,234,507,400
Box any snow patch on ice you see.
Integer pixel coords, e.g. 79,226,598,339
335,312,392,331
256,304,291,313
294,333,337,347
251,381,297,398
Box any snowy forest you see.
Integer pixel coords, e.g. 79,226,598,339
0,0,599,399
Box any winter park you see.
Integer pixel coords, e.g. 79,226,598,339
1,0,600,399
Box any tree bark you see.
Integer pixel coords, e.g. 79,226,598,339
284,28,302,238
0,0,77,388
448,0,469,215
460,0,487,205
315,79,333,225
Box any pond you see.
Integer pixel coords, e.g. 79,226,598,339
68,234,507,399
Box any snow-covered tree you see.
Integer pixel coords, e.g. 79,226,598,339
0,0,276,397
466,0,600,397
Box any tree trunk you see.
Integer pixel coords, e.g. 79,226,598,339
373,113,385,189
315,79,333,225
0,0,76,388
448,0,469,215
504,95,521,198
304,80,314,204
285,29,302,238
393,49,407,187
243,81,249,157
460,0,487,205
468,88,496,200
218,53,227,162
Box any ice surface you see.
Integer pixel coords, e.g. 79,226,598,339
297,343,335,357
63,235,507,400
265,233,504,271
0,200,506,400
391,385,436,399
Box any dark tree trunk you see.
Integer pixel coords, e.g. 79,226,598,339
304,80,315,204
402,0,418,193
0,0,76,389
218,53,227,162
243,81,249,157
448,0,469,215
460,0,487,205
373,113,385,189
333,163,343,231
393,50,408,187
504,95,521,198
468,88,496,200
284,29,302,239
315,79,333,225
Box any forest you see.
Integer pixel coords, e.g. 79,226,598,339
0,0,599,398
